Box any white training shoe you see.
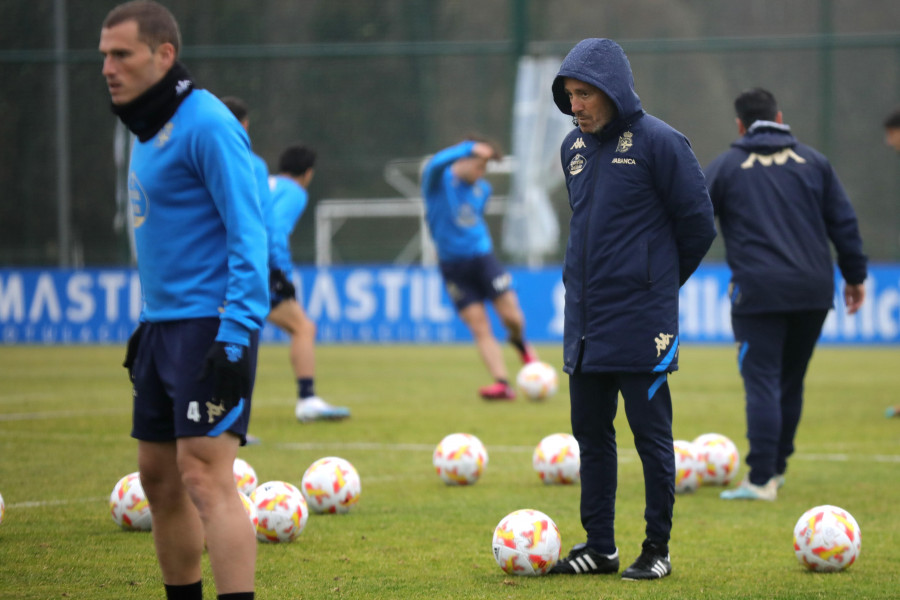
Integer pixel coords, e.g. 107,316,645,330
720,476,778,501
295,396,351,422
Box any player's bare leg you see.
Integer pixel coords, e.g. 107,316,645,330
177,434,256,595
492,290,537,363
138,440,204,587
268,299,349,421
268,299,316,379
459,302,515,400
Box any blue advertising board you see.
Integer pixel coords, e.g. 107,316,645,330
1,264,899,345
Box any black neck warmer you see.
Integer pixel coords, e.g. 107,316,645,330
110,61,195,142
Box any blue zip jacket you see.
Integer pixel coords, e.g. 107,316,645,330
128,89,269,346
552,38,716,374
704,121,867,314
265,175,308,274
421,141,494,262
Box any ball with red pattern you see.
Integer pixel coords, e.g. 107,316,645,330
793,505,861,572
109,472,152,531
300,456,361,514
491,509,562,576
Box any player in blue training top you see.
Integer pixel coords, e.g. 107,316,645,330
705,88,867,498
266,145,350,422
421,136,538,401
884,107,900,417
100,2,267,599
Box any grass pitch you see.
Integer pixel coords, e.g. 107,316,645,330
1,343,899,599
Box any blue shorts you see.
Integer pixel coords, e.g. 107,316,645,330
130,318,258,445
439,253,512,311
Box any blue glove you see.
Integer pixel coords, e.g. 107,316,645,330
201,341,250,413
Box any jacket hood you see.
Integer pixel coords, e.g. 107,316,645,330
552,38,642,122
733,121,798,153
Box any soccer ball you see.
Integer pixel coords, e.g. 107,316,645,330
238,490,259,529
793,505,862,572
692,433,740,485
491,509,562,576
433,433,488,485
109,472,152,531
673,439,702,493
533,433,580,484
516,362,559,401
250,480,309,543
233,457,258,496
301,456,362,514
0,491,4,526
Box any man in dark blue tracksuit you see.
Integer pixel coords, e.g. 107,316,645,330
548,39,716,580
705,88,867,500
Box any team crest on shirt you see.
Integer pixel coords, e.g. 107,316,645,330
616,131,633,153
568,153,586,175
128,172,149,228
155,122,174,147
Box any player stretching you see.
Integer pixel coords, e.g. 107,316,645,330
266,146,350,422
421,137,537,400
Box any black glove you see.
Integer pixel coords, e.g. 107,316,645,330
270,268,296,299
122,323,145,382
201,341,250,413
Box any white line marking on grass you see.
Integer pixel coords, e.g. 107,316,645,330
9,496,106,509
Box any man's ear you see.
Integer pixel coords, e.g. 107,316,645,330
775,110,784,124
736,117,746,136
156,42,176,69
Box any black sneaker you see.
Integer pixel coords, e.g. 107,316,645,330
621,540,671,580
549,543,619,575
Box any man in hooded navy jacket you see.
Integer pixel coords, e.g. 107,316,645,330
548,38,716,580
705,88,867,500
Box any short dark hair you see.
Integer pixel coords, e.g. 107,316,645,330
278,145,316,177
221,96,249,122
103,1,181,56
462,132,503,160
734,88,778,129
884,107,900,130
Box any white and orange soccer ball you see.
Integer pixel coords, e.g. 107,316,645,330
516,362,559,401
250,480,308,543
0,491,5,526
301,456,362,514
533,433,580,485
109,472,152,531
491,509,562,576
238,490,259,529
692,433,740,485
233,457,258,496
793,505,862,572
433,433,488,485
673,439,702,493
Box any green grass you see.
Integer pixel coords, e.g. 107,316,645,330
1,343,899,599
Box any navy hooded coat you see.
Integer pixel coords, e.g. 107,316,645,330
704,121,867,315
552,39,716,375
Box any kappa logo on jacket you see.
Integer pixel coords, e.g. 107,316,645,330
740,148,806,169
654,332,674,357
570,137,587,150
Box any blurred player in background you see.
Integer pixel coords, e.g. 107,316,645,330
100,1,266,599
883,106,900,417
221,96,269,443
883,107,900,153
548,38,716,580
267,145,350,422
421,136,537,401
705,88,867,498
